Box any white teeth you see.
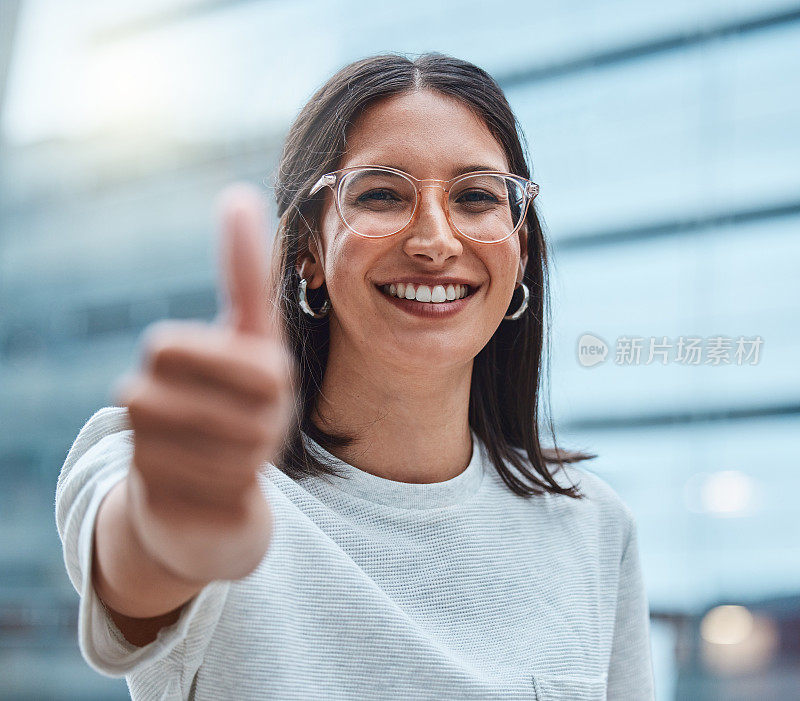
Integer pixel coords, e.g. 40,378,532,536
414,285,432,302
380,282,472,303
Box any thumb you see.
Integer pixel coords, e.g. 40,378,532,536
215,183,275,337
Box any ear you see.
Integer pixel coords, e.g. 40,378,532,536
517,223,529,285
295,227,326,290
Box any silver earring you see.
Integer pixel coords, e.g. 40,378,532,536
298,277,331,318
503,282,529,321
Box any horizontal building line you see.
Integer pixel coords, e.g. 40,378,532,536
498,6,800,88
562,402,800,432
553,199,800,251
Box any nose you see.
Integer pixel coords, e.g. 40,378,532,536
401,185,463,265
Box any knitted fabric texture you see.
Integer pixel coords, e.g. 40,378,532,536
55,406,655,700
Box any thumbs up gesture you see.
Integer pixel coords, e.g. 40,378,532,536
113,184,297,584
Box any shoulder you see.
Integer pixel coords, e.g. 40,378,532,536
551,462,637,554
558,463,634,522
506,446,635,553
508,445,633,520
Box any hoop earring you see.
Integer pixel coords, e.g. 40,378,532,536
298,277,331,318
503,282,529,321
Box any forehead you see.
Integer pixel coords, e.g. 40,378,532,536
340,89,510,178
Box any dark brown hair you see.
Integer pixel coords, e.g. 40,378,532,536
266,52,595,499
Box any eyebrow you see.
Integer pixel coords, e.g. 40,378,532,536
452,164,506,176
351,162,507,177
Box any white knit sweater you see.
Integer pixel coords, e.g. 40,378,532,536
55,406,655,700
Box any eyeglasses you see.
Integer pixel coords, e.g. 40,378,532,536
309,165,539,245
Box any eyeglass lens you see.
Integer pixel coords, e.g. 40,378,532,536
337,168,526,242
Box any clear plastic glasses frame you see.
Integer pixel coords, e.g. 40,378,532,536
309,164,539,245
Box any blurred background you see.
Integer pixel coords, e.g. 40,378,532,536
1,0,798,698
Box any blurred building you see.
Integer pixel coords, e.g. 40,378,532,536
1,1,799,698
665,594,800,698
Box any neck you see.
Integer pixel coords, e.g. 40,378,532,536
310,340,474,484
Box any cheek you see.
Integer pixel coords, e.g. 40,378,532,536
323,232,380,309
488,243,522,289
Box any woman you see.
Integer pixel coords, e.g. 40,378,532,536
56,53,655,700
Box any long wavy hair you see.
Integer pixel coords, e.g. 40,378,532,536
265,52,595,499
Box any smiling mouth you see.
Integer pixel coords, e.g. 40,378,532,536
375,283,477,304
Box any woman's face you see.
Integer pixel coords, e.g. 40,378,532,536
301,88,528,375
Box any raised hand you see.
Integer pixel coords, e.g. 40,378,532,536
113,183,296,585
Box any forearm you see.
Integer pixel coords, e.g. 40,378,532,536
92,477,206,619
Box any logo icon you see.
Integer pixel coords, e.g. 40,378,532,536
577,333,608,367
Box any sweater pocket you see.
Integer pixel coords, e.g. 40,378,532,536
532,673,607,701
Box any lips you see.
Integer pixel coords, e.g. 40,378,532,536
374,282,478,319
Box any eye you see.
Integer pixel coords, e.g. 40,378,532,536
457,189,498,203
357,189,400,202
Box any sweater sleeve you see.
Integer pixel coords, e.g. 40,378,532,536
54,405,231,693
606,511,656,700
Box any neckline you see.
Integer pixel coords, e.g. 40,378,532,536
299,428,486,510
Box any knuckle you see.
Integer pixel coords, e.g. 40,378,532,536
146,334,179,371
235,343,293,401
125,383,161,426
142,319,177,352
142,320,205,370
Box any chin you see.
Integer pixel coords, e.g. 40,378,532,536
383,334,479,371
